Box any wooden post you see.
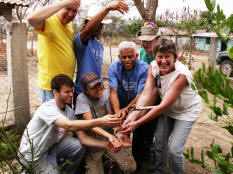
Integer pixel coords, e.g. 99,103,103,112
7,22,30,133
208,37,218,71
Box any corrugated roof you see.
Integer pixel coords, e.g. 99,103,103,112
0,0,29,7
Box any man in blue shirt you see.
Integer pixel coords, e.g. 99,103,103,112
108,41,156,172
73,1,129,107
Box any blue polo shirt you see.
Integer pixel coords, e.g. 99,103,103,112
108,60,148,108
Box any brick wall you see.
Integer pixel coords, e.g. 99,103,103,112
0,42,7,71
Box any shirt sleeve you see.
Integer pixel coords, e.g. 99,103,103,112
74,33,85,51
137,65,148,94
75,93,92,115
104,90,112,111
108,63,119,88
37,104,63,126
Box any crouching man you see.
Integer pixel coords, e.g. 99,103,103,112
18,74,121,174
75,72,136,174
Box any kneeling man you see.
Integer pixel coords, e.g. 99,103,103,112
19,74,121,174
75,72,136,174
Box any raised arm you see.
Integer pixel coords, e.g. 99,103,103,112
53,114,122,131
121,74,188,134
80,1,128,42
28,0,80,30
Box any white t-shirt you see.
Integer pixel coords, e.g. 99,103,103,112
151,60,202,121
19,99,75,161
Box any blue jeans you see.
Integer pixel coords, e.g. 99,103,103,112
154,115,195,174
38,87,54,103
21,137,86,174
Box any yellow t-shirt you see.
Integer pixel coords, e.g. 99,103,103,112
36,15,76,90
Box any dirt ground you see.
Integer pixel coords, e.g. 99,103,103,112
0,47,232,173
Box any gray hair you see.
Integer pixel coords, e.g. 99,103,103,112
118,41,137,56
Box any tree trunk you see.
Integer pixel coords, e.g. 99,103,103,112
134,0,158,22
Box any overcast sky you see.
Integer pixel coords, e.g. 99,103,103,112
81,0,232,19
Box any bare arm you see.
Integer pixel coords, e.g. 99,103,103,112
53,114,122,131
123,66,158,122
76,131,118,152
82,112,121,148
28,0,80,30
80,1,128,43
121,75,188,134
110,88,121,114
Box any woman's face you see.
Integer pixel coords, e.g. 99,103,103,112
156,51,176,76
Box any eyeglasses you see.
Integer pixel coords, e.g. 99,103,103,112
144,22,157,28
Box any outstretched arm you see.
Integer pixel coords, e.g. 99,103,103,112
121,74,188,134
53,114,122,131
28,0,80,30
123,66,158,123
80,1,128,43
82,112,121,149
76,131,119,152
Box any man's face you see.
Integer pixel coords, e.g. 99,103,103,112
119,48,138,70
141,38,157,54
85,83,104,99
56,85,73,105
58,5,79,25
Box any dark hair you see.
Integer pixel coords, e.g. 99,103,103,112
51,74,74,92
153,38,177,60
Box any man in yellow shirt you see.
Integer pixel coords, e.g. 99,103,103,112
27,0,80,103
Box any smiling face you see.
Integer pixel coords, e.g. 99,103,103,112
119,48,138,70
58,5,79,25
85,83,103,99
156,51,176,76
54,84,73,106
141,38,158,55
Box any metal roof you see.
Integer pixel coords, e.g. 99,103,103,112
0,0,29,7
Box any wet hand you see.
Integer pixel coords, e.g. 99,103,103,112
120,121,138,135
108,135,122,149
116,132,131,147
102,114,122,128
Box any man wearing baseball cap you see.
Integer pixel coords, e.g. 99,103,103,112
75,72,136,174
137,22,161,64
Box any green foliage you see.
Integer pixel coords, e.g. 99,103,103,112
184,140,233,174
204,0,233,58
186,2,233,173
125,18,143,35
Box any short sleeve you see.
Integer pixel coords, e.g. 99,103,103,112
37,104,63,126
74,33,85,51
108,62,119,88
75,93,92,115
174,61,193,85
35,16,54,35
103,90,112,111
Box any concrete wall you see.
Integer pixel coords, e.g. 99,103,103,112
7,22,30,133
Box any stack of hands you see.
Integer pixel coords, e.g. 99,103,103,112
102,105,137,153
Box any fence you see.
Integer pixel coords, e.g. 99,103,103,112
0,39,135,125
